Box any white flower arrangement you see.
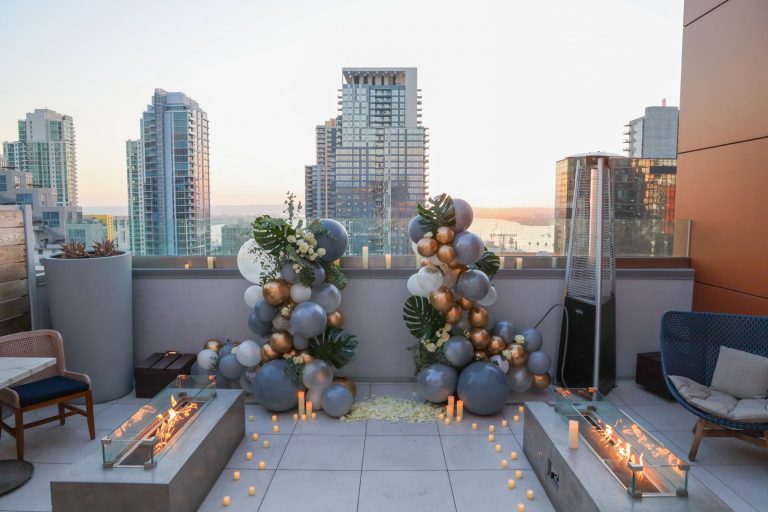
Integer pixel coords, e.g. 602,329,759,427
514,334,525,344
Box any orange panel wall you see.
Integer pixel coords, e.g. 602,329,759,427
677,0,768,314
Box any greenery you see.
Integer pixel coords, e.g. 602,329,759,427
322,260,348,290
285,358,305,389
417,193,456,233
469,249,501,278
406,343,449,373
403,296,444,341
309,327,359,368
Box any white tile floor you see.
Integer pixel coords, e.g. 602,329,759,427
0,380,765,511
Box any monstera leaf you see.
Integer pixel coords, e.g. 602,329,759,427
309,328,358,369
251,215,290,256
322,260,348,290
403,296,444,341
417,194,456,232
469,249,501,278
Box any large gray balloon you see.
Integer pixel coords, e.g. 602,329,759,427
453,198,474,232
416,364,458,403
527,351,551,375
218,353,244,380
291,301,328,337
311,283,342,313
281,261,299,284
457,269,491,301
248,312,272,335
457,362,508,415
492,321,516,344
521,327,543,352
315,219,349,262
443,336,474,367
408,216,430,243
293,334,310,350
452,231,484,265
311,264,326,287
254,297,277,322
249,360,299,412
218,343,236,358
322,383,354,417
508,366,533,393
302,359,334,389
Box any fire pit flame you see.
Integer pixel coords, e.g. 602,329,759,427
153,394,199,454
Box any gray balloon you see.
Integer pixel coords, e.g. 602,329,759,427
218,353,243,380
453,198,474,232
248,312,271,335
214,370,232,389
254,335,270,347
315,219,349,262
240,367,259,389
218,343,236,358
521,327,543,352
302,359,334,389
311,283,342,313
508,366,533,393
457,362,508,415
249,360,299,412
457,269,491,301
291,301,328,337
408,216,430,243
189,362,212,376
443,336,474,367
281,261,299,283
322,383,354,417
452,231,484,265
455,312,471,333
311,264,326,287
254,298,277,322
492,320,516,344
416,364,458,403
293,334,310,350
527,351,551,375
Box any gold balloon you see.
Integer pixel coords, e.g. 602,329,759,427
458,296,474,310
270,331,294,354
261,343,279,362
487,335,506,355
469,328,490,349
263,279,291,306
468,307,489,328
327,310,344,328
203,339,223,352
531,373,552,389
299,351,315,364
333,377,357,398
416,237,438,257
430,286,454,312
508,344,528,367
448,260,466,270
435,226,455,245
445,304,463,324
436,244,456,264
474,350,488,361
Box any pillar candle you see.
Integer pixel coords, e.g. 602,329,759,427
207,256,216,269
385,254,392,269
184,262,191,269
306,401,313,417
448,396,455,414
301,414,307,421
444,416,451,425
298,391,305,416
457,400,464,418
438,413,445,421
248,486,256,497
233,471,240,481
456,415,462,423
223,496,231,506
568,420,579,450
362,246,369,269
518,405,524,414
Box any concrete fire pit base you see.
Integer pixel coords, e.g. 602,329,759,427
51,389,244,512
523,402,731,512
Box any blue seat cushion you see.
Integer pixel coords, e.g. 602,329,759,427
10,376,89,407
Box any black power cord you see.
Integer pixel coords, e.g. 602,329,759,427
533,302,570,389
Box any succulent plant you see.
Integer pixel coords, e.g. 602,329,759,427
58,241,87,259
92,238,118,257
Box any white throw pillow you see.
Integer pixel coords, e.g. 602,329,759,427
710,346,768,400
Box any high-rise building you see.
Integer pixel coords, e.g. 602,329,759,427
624,102,679,159
554,153,676,257
84,214,115,240
221,222,252,255
2,109,78,206
127,89,210,256
305,68,429,255
113,216,130,251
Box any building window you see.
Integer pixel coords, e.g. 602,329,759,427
16,193,32,205
43,211,60,227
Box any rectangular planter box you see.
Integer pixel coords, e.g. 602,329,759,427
134,352,196,398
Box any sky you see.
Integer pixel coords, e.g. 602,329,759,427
0,0,683,209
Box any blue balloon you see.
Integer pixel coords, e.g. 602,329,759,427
408,216,430,244
416,364,458,403
218,343,236,358
322,383,354,417
311,264,326,287
281,261,299,284
254,297,277,322
249,360,299,412
311,283,342,313
218,353,243,379
527,351,551,375
248,312,271,335
492,320,516,344
521,327,543,352
457,362,508,415
291,301,327,337
189,362,212,376
315,219,349,262
457,269,491,301
452,198,474,232
452,231,484,265
443,336,474,367
214,370,232,389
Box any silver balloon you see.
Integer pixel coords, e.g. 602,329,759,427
322,383,354,417
527,350,551,375
521,327,543,352
196,349,218,370
290,283,312,303
302,359,334,389
307,385,325,410
311,284,342,313
281,261,299,283
291,301,327,337
443,336,474,367
492,320,516,344
452,198,474,232
477,286,497,307
236,239,265,284
408,215,430,243
489,355,510,374
293,334,310,350
457,269,491,301
254,298,277,322
218,354,244,380
417,265,444,293
244,285,263,308
456,362,507,415
311,264,326,287
452,231,484,265
508,365,533,393
235,339,262,367
249,360,298,412
272,314,291,331
416,364,458,403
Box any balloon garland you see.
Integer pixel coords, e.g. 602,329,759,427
403,194,552,416
194,193,359,416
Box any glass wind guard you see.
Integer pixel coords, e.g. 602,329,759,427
552,387,689,498
102,375,216,468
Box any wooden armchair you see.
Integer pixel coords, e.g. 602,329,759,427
0,330,95,460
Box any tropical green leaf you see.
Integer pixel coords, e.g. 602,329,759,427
309,327,359,368
470,249,501,278
417,194,456,232
322,261,348,290
406,343,449,374
284,358,306,389
251,215,290,257
403,296,444,341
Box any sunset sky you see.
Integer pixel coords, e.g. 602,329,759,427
0,0,683,208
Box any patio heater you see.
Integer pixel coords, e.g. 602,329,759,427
556,155,616,394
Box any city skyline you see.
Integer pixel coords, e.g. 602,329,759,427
0,0,683,208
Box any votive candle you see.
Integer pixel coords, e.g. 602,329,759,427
444,417,451,425
311,412,317,420
513,415,520,423
501,419,508,428
438,413,445,421
471,422,478,431
273,425,279,433
306,401,313,417
262,440,270,449
568,420,579,450
488,434,495,442
527,490,535,500
248,486,256,497
510,451,518,460
223,496,231,506
501,459,508,469
495,444,502,453
518,405,524,414
248,415,254,422
515,470,523,479
251,433,259,441
233,471,240,481
456,415,462,423
246,451,253,461
271,415,277,422
298,391,305,416
184,262,191,270
301,414,307,421
517,504,525,512
258,461,266,470
489,425,495,433
507,479,516,489
293,413,299,421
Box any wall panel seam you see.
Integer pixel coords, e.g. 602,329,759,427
678,134,768,155
684,0,730,27
696,280,768,300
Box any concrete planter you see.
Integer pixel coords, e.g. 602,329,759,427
43,252,133,403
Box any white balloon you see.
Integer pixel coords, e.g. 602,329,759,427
417,266,444,293
244,285,263,308
489,355,510,374
407,273,428,297
235,340,262,367
290,283,312,303
237,239,265,284
411,241,419,255
307,385,325,411
197,349,218,370
477,286,498,307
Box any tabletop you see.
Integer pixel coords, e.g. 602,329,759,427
0,357,56,389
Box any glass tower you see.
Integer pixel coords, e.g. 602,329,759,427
125,139,146,255
624,104,679,159
305,68,429,255
128,89,211,256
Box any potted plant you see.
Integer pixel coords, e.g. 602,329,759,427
43,239,133,403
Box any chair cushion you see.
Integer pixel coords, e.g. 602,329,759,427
669,374,768,423
710,346,768,399
10,376,89,407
